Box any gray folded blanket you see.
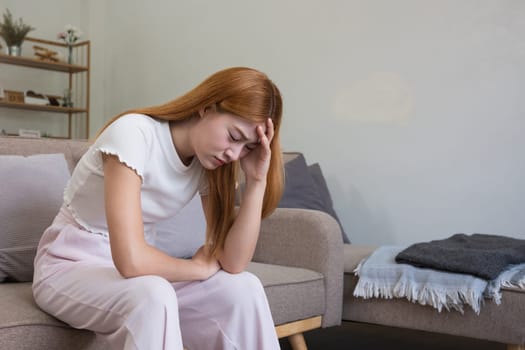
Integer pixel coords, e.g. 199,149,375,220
395,233,525,280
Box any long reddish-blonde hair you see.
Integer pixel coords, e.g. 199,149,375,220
97,67,284,257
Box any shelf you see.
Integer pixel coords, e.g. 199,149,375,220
0,53,87,73
3,133,70,140
1,37,90,139
0,101,87,114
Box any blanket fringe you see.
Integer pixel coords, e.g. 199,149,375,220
353,277,484,314
499,263,525,289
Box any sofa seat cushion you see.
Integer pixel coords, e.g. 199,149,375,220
0,263,325,348
0,282,107,350
1,282,64,328
343,244,376,273
247,262,325,326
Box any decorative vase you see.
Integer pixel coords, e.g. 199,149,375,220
8,45,21,56
67,45,73,64
62,88,73,108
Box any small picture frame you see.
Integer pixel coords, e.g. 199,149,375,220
18,129,41,138
5,90,24,104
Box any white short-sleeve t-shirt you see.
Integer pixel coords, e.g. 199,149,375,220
64,113,204,237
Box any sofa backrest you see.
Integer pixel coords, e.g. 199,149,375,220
0,137,302,172
0,136,90,173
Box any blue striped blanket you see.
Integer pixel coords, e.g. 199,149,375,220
353,245,525,314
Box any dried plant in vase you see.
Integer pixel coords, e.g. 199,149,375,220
0,9,35,56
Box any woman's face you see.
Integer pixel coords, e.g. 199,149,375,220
192,109,265,169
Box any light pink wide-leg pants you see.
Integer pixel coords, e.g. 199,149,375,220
32,207,280,350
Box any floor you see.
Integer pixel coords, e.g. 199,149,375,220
279,321,506,350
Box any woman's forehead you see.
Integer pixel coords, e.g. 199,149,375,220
229,114,265,141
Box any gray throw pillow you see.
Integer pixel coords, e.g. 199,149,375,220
279,154,327,211
308,163,349,243
0,153,70,282
280,154,349,243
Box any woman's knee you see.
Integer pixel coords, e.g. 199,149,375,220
215,271,266,307
126,275,178,313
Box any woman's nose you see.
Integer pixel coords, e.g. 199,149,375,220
226,144,243,161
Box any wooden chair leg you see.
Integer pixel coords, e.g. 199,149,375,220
288,333,307,350
275,316,322,338
275,316,322,350
507,345,525,350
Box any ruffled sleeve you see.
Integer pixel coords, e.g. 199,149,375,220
94,114,152,181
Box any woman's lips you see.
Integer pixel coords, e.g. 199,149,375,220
214,156,225,166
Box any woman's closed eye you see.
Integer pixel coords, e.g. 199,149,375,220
229,132,240,142
229,128,258,151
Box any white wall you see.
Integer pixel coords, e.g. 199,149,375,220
3,1,525,245
101,0,525,245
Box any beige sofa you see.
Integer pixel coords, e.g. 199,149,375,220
2,136,524,350
0,136,344,350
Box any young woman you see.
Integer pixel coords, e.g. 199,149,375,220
32,67,284,350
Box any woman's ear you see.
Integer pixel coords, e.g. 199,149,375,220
199,104,217,118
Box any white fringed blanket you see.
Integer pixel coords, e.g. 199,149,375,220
353,246,525,314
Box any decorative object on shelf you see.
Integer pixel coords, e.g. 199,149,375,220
33,45,59,62
62,88,73,108
48,96,60,106
57,25,82,64
24,90,48,105
18,128,41,138
4,90,24,103
0,9,35,56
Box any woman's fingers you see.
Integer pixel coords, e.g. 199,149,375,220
257,118,273,150
266,118,274,143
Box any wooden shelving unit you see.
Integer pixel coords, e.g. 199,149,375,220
0,53,88,73
0,37,90,139
0,101,87,113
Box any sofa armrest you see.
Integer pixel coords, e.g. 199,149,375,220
253,208,344,327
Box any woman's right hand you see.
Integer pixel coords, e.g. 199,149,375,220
192,245,220,280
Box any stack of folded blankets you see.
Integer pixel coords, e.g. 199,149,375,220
353,233,525,314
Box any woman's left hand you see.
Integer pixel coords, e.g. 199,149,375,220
240,118,274,183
